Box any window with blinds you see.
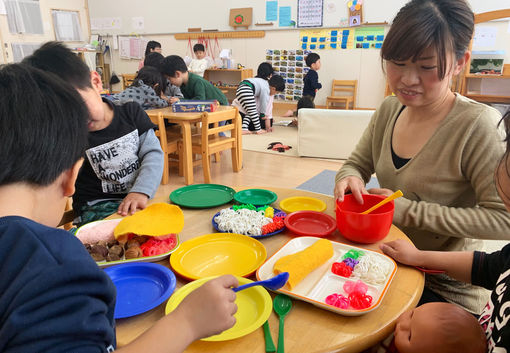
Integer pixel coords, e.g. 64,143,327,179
52,10,83,41
4,0,43,34
11,43,40,62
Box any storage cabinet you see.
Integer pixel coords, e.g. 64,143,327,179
203,68,253,101
461,65,510,104
75,50,111,90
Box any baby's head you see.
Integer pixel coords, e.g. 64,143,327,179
394,302,486,353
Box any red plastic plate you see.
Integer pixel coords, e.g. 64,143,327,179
284,211,337,237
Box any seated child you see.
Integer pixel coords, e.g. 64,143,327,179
303,53,322,101
0,63,238,353
112,66,170,109
24,42,164,224
232,62,285,134
389,302,486,353
160,55,228,105
380,108,510,351
144,52,183,103
188,43,209,77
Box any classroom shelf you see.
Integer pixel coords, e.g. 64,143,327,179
464,74,510,79
465,94,510,104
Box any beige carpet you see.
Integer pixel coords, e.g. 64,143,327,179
242,123,298,157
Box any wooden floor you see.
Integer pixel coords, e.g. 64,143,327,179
155,150,344,199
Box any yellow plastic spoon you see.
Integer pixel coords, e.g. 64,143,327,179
361,190,403,215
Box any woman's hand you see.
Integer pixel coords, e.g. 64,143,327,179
334,176,367,203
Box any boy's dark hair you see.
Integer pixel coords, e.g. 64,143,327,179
381,0,474,80
297,96,315,110
23,41,92,90
268,75,285,92
133,66,165,95
256,62,274,79
144,52,164,69
145,40,161,56
0,64,88,186
160,55,188,77
193,43,205,53
305,53,320,67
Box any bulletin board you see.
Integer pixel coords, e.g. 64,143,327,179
266,49,309,101
299,27,383,50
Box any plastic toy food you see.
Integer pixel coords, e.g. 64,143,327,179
273,238,334,290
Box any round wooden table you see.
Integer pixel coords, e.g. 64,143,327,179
114,187,424,353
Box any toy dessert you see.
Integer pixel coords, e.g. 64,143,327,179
76,203,183,266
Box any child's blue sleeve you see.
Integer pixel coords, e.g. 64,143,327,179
129,129,164,198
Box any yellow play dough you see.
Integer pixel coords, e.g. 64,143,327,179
274,239,334,290
114,203,184,239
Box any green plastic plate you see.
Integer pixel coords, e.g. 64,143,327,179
233,189,278,206
170,184,236,209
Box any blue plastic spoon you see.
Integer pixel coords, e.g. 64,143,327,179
233,272,289,292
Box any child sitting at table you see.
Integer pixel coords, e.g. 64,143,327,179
380,111,510,351
188,43,209,77
24,41,164,224
232,62,285,134
144,52,183,104
160,55,228,106
0,63,239,353
112,66,170,109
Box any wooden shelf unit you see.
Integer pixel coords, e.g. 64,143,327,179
204,68,253,102
75,50,110,90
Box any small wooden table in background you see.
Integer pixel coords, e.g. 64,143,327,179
147,106,242,185
114,187,424,353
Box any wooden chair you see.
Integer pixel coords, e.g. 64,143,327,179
121,73,136,90
189,108,241,183
325,80,357,109
150,112,181,184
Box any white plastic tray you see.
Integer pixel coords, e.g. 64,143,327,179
256,237,397,316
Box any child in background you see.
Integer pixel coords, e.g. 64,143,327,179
0,63,238,353
139,40,162,70
303,53,322,101
283,96,315,127
144,52,183,103
232,62,285,134
24,42,164,224
188,43,209,77
112,66,170,109
379,111,510,351
161,55,228,105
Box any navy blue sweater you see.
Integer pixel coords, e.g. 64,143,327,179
303,69,322,97
0,216,116,353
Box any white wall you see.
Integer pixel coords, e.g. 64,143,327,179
0,0,90,62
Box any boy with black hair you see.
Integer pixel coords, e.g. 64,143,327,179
232,62,285,134
303,52,322,101
0,63,238,353
144,52,183,103
161,55,228,105
24,41,164,224
188,43,208,77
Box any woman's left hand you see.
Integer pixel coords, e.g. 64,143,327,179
368,188,394,197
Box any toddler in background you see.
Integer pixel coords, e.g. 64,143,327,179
302,53,322,101
283,96,315,127
232,62,285,134
188,43,209,77
112,66,170,109
144,52,183,103
139,40,162,70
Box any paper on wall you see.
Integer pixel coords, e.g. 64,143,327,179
119,37,130,58
113,35,118,50
0,0,6,15
132,17,144,30
473,26,497,49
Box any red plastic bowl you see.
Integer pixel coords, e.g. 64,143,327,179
284,211,337,237
335,194,394,244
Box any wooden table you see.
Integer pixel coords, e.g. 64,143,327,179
147,106,243,185
114,188,424,353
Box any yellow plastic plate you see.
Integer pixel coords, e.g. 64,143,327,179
170,233,267,280
165,276,272,341
279,196,327,214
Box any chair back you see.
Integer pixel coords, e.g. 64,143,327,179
121,73,136,90
200,108,239,150
331,80,357,100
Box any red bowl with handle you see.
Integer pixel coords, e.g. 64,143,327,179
335,194,394,244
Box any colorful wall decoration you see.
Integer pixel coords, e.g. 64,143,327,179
299,27,384,50
266,49,310,101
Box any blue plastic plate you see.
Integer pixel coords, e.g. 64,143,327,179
211,208,286,239
104,262,177,319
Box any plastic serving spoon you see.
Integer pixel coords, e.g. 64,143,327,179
262,321,276,352
361,190,403,214
233,272,289,292
274,294,293,353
